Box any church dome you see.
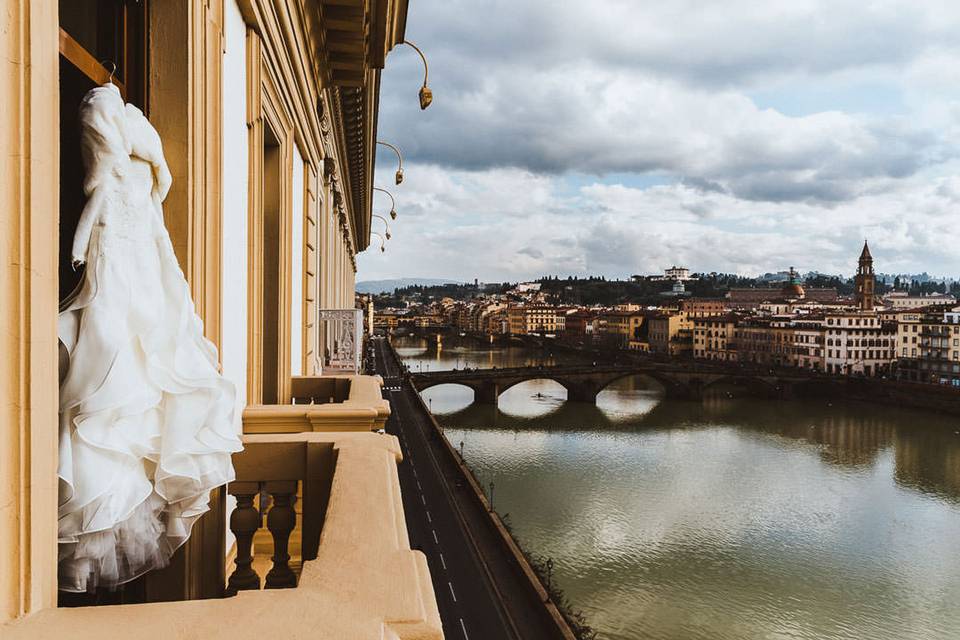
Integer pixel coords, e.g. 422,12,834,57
782,282,805,298
781,267,805,299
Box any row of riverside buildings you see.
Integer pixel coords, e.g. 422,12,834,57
375,243,960,387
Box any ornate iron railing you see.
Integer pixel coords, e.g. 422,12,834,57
318,309,363,374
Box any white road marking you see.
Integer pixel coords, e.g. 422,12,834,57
426,510,432,523
432,529,439,544
420,493,426,505
439,553,447,571
448,581,457,603
459,618,469,640
416,479,423,491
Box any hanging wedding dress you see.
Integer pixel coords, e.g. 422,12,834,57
58,83,243,593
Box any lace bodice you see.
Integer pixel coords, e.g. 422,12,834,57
72,84,172,264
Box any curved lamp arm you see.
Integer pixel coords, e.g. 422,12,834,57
400,40,432,110
371,231,387,253
372,214,392,239
377,141,404,185
373,187,398,220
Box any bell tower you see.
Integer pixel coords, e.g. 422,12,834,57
855,240,875,311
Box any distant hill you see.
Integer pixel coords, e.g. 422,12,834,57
356,278,462,294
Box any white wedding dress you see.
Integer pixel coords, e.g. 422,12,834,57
58,83,243,593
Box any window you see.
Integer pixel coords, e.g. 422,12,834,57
260,124,284,404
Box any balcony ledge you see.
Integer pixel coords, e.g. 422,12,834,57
1,432,441,640
244,375,391,433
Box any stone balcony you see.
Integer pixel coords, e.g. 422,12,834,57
2,375,441,640
243,375,391,433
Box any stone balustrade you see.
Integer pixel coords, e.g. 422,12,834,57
225,437,337,594
243,375,390,433
1,431,441,640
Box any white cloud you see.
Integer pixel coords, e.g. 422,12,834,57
360,1,960,280
359,164,960,281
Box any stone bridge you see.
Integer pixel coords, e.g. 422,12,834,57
410,363,821,404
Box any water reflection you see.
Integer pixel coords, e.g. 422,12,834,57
396,336,960,640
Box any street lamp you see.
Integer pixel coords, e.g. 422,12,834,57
376,141,404,185
373,214,392,240
400,41,433,110
371,231,386,253
373,187,398,220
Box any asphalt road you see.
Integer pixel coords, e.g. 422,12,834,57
371,337,560,640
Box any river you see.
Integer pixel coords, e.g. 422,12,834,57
395,334,960,640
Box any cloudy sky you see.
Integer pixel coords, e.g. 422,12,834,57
357,0,960,283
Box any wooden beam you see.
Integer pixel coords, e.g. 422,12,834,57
58,28,128,99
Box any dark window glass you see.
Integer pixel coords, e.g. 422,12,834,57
59,0,125,81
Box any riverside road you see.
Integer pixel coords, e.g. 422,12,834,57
371,337,561,640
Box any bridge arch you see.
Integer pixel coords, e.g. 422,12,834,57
415,380,482,395
495,376,574,398
592,370,671,396
414,382,484,412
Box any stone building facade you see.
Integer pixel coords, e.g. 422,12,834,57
2,1,441,637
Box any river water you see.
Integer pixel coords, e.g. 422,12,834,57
395,334,960,640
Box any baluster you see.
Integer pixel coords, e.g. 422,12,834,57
265,480,298,588
226,482,262,595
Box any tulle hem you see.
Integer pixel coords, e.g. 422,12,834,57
58,492,194,593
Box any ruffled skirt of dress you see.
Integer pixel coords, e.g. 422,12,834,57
57,224,243,593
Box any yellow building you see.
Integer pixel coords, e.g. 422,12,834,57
892,307,960,385
2,1,441,637
602,310,650,350
525,304,565,335
507,305,527,335
734,317,796,367
648,311,693,356
692,315,739,361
